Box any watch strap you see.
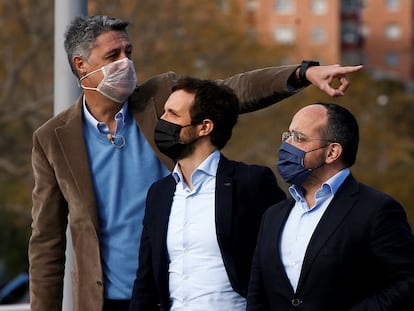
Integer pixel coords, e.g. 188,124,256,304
299,60,320,86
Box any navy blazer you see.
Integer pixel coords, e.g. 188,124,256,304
129,154,286,311
247,174,414,311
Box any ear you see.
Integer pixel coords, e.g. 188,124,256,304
198,119,214,137
325,143,342,164
73,55,86,77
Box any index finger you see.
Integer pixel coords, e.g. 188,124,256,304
335,65,363,75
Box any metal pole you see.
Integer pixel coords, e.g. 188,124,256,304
54,1,87,113
54,1,87,311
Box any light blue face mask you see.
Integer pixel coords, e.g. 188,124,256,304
276,141,328,186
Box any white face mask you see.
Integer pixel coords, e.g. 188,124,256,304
79,58,137,103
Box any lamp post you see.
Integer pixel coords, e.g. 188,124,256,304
54,1,87,311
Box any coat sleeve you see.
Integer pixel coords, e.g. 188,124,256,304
246,211,271,311
217,65,300,114
129,185,162,311
347,196,414,311
137,65,300,117
29,131,68,311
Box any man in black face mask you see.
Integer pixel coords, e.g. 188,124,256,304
129,76,286,311
247,103,414,311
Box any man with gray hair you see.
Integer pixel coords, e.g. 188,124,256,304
28,15,362,311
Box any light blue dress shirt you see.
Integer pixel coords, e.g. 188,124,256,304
167,150,246,310
280,168,350,291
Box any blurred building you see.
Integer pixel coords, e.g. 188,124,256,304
362,0,414,82
238,0,414,82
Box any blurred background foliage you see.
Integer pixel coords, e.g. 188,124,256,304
0,0,413,283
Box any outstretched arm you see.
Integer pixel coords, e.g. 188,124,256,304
217,62,363,114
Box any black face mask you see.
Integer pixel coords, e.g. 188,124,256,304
154,119,196,160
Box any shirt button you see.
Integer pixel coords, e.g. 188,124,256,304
291,298,302,306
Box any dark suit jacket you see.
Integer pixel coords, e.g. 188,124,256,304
247,174,414,311
29,65,299,311
129,154,286,311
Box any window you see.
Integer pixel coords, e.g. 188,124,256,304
385,23,402,40
385,51,399,66
311,0,328,15
274,0,295,14
246,0,258,12
342,22,360,44
341,0,361,13
310,26,326,44
273,26,296,44
361,24,370,37
386,0,400,11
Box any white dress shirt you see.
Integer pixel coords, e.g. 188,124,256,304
167,150,246,310
280,168,350,291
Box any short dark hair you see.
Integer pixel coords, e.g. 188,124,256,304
318,102,359,167
172,77,239,149
64,15,129,77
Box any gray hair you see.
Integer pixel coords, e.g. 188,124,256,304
64,15,129,77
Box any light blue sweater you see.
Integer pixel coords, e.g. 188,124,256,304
83,101,169,299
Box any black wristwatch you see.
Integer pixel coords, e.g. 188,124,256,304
299,60,320,86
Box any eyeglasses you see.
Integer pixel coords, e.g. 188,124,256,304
281,131,334,143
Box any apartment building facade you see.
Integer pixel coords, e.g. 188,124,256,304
362,0,414,81
239,0,414,81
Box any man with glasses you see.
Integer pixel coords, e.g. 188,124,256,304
247,102,414,311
